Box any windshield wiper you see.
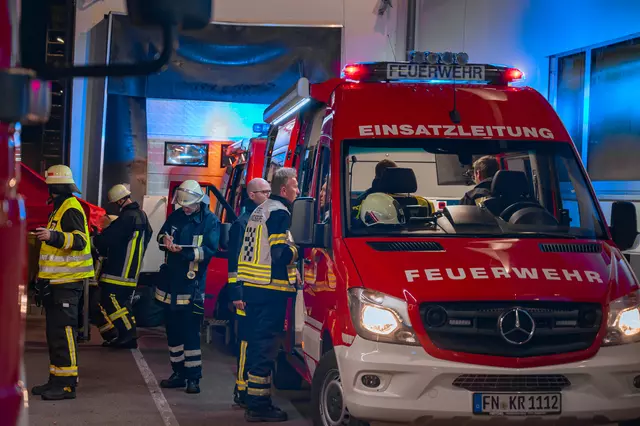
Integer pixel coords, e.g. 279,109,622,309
501,232,578,239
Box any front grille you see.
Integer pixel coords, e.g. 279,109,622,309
539,243,601,253
452,374,571,392
420,301,602,357
366,241,444,252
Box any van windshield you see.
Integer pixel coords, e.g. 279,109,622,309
345,139,607,239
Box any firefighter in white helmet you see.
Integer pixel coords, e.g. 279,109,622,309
360,192,406,226
92,184,153,348
155,180,220,394
32,165,94,401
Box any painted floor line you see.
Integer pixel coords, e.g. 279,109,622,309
131,347,179,426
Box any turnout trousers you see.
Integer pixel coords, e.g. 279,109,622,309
235,308,248,399
96,282,136,342
165,306,203,380
244,288,290,411
45,282,82,387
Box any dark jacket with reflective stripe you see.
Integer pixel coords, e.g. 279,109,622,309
460,178,493,206
156,203,220,307
227,199,257,302
93,202,153,287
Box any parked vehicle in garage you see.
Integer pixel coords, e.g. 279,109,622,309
263,53,640,425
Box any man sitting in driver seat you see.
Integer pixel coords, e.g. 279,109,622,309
460,155,499,206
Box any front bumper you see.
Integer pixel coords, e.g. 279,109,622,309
335,337,640,424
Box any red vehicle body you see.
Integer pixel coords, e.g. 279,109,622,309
262,60,640,425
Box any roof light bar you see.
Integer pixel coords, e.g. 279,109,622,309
264,78,311,125
341,61,524,86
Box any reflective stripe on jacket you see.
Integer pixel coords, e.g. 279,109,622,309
38,197,94,283
237,197,297,292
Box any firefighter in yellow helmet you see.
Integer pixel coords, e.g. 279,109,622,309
93,184,153,348
31,165,94,401
156,180,220,394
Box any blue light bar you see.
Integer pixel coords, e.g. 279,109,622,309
252,123,270,134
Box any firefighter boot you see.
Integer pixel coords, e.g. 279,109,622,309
186,379,200,394
233,390,247,408
41,386,76,401
160,373,186,389
245,405,288,422
31,381,53,396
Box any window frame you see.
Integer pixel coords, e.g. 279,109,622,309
549,32,640,200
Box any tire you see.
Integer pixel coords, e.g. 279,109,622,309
273,350,304,390
311,349,369,426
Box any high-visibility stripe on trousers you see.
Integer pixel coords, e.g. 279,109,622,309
164,306,203,380
244,289,290,410
96,283,136,342
45,282,82,387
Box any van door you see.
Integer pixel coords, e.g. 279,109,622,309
299,141,334,373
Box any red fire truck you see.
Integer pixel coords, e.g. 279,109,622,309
263,55,640,425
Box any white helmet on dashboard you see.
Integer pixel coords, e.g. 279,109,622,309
360,193,405,226
173,180,206,207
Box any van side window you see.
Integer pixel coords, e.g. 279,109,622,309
316,146,331,223
299,108,327,196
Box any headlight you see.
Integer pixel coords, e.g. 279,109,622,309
602,290,640,346
348,288,420,346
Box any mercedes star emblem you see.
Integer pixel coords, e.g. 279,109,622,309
498,307,536,345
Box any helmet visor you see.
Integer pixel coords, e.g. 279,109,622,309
172,187,204,207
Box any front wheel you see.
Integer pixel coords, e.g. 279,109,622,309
311,349,369,426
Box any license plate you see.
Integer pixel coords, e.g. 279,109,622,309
473,393,561,416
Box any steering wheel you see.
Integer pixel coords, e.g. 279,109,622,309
499,201,547,222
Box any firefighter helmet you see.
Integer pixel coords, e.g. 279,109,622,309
45,165,76,185
172,180,205,207
360,192,405,226
107,184,131,203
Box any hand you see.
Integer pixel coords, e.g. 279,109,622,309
233,300,246,310
163,235,182,252
34,227,51,242
170,244,182,253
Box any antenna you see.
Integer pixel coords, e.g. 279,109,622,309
387,34,397,61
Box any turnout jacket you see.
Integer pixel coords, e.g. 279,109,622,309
38,194,94,284
227,199,257,305
93,202,153,287
237,195,298,293
460,178,493,206
155,203,220,309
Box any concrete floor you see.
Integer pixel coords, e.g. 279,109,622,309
24,310,312,426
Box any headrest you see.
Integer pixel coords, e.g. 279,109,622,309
375,167,418,194
490,170,531,199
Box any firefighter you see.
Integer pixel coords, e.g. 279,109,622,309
93,184,153,348
156,180,220,394
460,155,499,206
31,165,94,401
238,167,299,422
227,178,271,408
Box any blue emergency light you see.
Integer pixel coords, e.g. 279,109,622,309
341,51,524,86
252,123,270,134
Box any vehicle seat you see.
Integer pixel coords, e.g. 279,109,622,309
375,167,419,208
482,170,533,216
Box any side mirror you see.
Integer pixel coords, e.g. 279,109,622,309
290,197,315,246
610,201,638,251
20,0,212,80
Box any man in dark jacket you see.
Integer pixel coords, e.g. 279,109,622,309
238,167,300,422
156,180,220,394
227,178,271,408
93,184,153,349
460,155,499,206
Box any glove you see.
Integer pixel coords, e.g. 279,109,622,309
34,279,51,307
